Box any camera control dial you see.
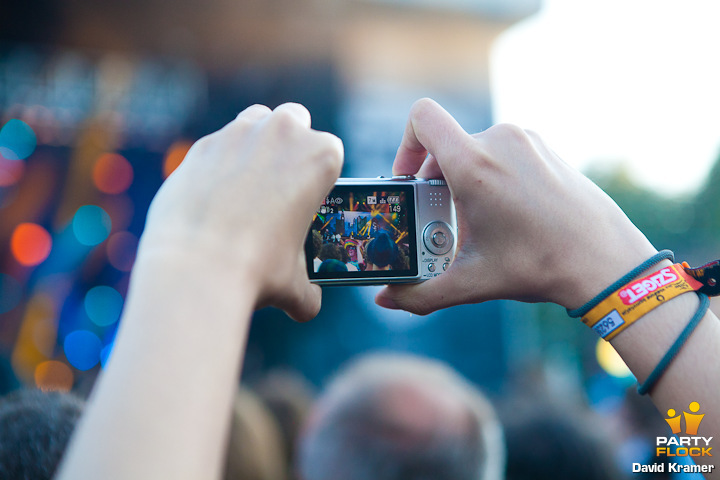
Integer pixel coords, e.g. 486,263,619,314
422,221,454,256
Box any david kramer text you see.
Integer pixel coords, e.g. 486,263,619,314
633,463,715,474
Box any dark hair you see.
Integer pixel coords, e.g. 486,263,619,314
391,244,410,271
298,354,505,480
503,403,622,480
0,389,85,480
318,259,348,273
319,243,343,262
365,232,398,268
309,230,323,259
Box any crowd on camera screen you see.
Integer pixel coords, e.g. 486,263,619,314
309,212,411,273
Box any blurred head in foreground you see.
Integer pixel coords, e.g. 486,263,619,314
224,387,287,480
502,400,624,480
0,388,85,480
297,353,505,480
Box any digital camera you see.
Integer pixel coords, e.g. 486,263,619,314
305,176,456,285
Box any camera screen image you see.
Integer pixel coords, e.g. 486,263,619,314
306,184,418,280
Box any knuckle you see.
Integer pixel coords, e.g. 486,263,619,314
492,123,527,140
313,133,344,178
190,134,214,155
409,97,438,120
488,123,532,145
280,102,310,116
268,108,300,131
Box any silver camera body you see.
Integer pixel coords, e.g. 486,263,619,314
306,176,456,285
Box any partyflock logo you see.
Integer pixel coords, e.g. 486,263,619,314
633,402,715,475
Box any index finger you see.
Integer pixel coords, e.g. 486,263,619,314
392,98,469,177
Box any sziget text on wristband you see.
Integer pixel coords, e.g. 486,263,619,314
566,250,675,319
582,262,703,340
567,251,719,395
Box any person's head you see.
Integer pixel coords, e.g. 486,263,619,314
501,400,623,480
255,370,316,480
392,244,410,271
365,232,398,268
224,388,287,480
318,259,347,273
0,388,85,480
309,230,323,259
319,243,343,262
297,353,505,480
344,242,357,262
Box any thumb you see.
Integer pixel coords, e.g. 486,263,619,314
257,255,323,323
374,267,482,315
393,98,470,177
277,279,322,323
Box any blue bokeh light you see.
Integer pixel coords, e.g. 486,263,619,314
72,205,112,246
84,285,123,327
63,330,102,371
0,119,37,160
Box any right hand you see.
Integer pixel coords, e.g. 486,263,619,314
375,98,658,314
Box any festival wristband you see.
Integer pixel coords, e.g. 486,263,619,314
582,263,703,340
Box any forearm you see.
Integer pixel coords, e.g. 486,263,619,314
610,274,719,473
56,251,256,480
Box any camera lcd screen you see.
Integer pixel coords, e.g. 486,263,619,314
306,184,418,280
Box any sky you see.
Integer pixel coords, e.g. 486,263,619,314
490,0,720,197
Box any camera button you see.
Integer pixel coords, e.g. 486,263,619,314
422,221,454,256
442,262,449,271
432,232,447,247
427,263,436,273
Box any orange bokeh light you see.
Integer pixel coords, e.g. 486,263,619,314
34,360,74,392
163,140,193,179
93,153,134,194
11,223,52,266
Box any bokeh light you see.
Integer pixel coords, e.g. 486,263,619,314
10,222,53,266
107,231,138,272
34,360,74,392
0,119,37,160
84,286,123,327
163,140,193,178
63,330,102,371
92,152,134,194
0,273,23,314
595,338,632,379
0,153,25,186
72,205,112,246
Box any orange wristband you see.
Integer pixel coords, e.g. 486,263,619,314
582,263,703,340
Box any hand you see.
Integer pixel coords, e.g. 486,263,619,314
375,98,657,314
139,103,343,321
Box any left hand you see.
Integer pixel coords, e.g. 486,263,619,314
139,103,344,321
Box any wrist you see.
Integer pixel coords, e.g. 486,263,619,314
554,243,660,311
131,238,261,325
136,231,263,298
609,290,701,381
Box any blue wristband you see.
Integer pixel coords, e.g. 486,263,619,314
566,250,675,318
637,292,709,395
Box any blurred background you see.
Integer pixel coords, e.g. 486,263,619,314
2,0,719,476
